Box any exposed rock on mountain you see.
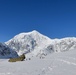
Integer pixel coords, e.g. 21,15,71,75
0,43,18,58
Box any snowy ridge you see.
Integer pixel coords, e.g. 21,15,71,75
5,30,76,58
53,37,76,52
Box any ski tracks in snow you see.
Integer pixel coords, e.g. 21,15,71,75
57,56,76,66
58,59,76,66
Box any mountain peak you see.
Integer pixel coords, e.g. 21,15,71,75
31,30,39,33
27,30,40,35
15,30,39,36
26,30,40,35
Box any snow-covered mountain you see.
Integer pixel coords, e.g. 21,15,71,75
5,30,52,56
0,42,18,58
5,30,76,58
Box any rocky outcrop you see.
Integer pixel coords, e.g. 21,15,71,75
8,54,25,62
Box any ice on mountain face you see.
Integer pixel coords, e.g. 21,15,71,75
0,42,18,58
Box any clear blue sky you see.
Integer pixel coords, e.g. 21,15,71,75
0,0,76,42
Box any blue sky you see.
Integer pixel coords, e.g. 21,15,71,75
0,0,76,42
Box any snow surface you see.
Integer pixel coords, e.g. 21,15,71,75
0,49,76,75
